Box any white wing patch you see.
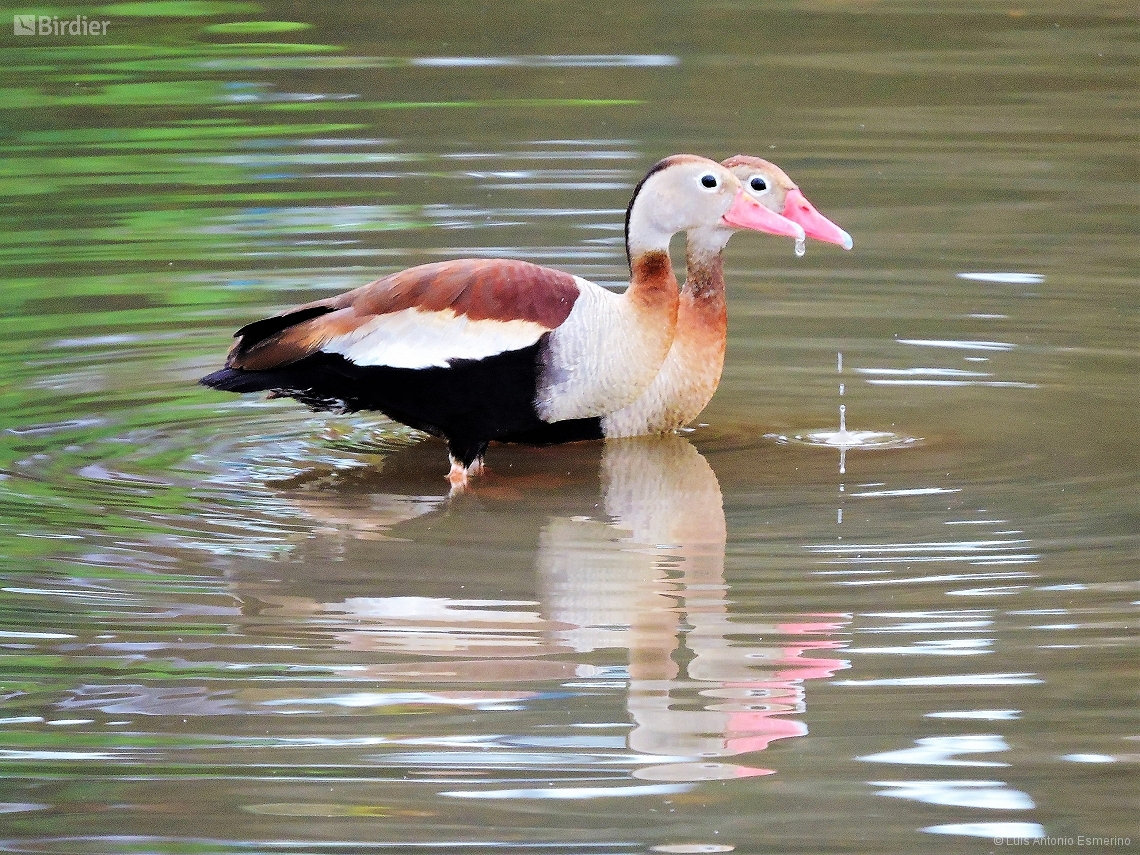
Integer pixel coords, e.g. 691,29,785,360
323,307,550,369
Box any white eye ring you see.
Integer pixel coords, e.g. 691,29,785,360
748,175,771,195
699,173,719,190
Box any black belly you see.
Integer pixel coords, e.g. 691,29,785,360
200,342,602,466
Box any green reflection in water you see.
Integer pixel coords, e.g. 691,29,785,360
98,1,263,16
0,202,429,264
12,121,368,148
1,42,344,73
252,97,644,112
204,21,311,34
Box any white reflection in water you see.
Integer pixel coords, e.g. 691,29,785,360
924,821,1046,839
0,630,76,640
859,734,1011,767
857,367,990,378
849,486,960,497
873,780,1034,809
634,762,771,781
186,143,642,257
264,692,535,711
338,596,544,623
848,638,992,656
442,782,690,799
194,153,417,169
836,673,1042,687
810,538,1032,556
379,749,651,768
956,272,1044,284
857,351,1037,390
927,709,1021,720
0,750,115,761
863,378,1038,389
806,435,1041,592
951,586,1033,599
859,615,992,633
898,339,1015,352
411,54,680,68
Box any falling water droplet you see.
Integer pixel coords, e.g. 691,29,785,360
838,354,847,478
838,406,849,473
794,237,806,257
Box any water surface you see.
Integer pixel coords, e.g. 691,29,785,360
0,1,1137,852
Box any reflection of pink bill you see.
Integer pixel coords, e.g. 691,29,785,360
14,15,36,35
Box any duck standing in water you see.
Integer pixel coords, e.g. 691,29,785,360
201,155,804,487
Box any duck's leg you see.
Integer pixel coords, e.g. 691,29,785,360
446,439,489,492
447,455,470,491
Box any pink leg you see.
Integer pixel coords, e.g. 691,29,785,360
447,455,469,491
446,455,486,493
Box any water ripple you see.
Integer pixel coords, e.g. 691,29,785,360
874,780,1034,809
411,54,679,69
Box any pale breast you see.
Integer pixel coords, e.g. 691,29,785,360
535,277,678,423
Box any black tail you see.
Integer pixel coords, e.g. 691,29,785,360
200,359,358,414
199,367,274,393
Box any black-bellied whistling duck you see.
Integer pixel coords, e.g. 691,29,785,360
601,155,853,437
200,154,804,487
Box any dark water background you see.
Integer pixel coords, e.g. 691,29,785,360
0,1,1137,852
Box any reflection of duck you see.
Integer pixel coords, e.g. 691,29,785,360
539,435,848,780
256,435,848,784
201,155,802,487
54,433,848,788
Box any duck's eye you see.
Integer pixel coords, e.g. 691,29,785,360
700,173,719,189
750,176,768,192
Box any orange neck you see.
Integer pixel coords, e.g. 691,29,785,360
628,249,680,317
678,246,728,369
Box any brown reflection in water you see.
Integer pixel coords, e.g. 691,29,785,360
236,435,848,780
